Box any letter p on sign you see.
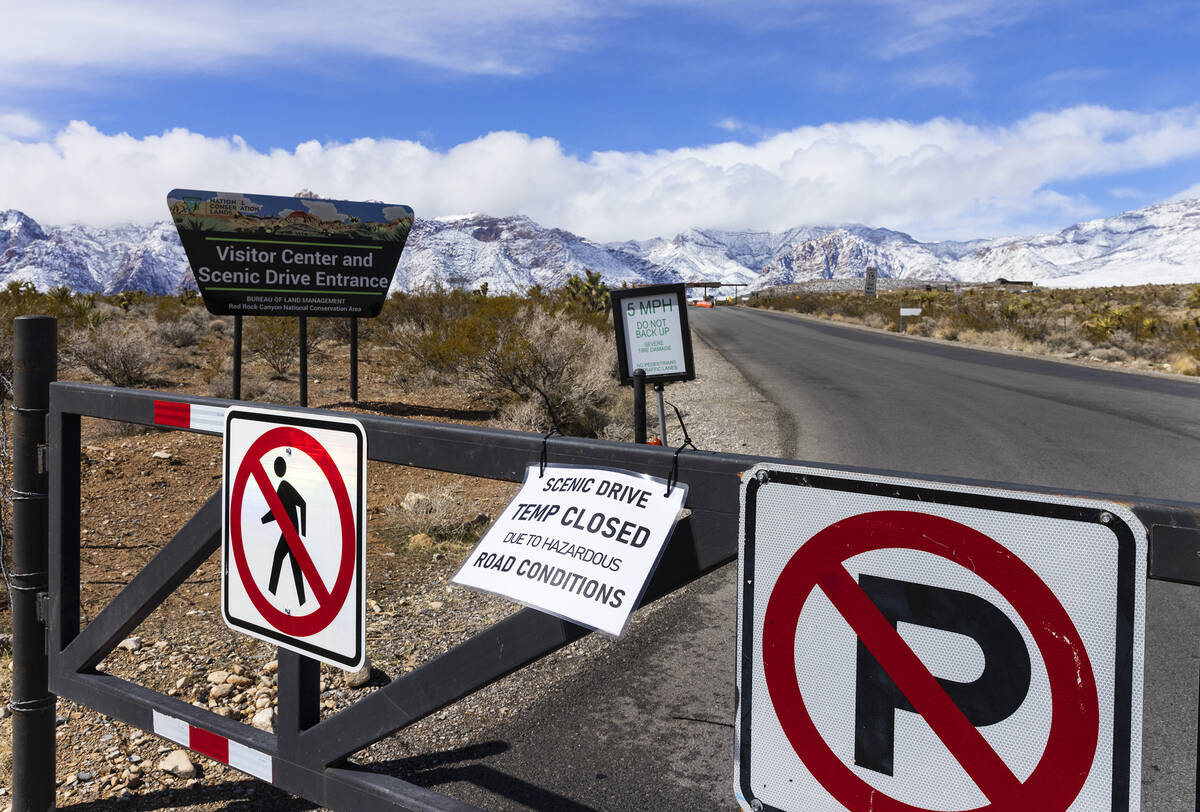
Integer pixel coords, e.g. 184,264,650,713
735,464,1145,812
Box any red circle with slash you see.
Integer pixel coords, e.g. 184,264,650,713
229,426,356,637
762,510,1099,812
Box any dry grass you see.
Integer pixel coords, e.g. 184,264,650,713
1170,353,1200,376
750,283,1200,374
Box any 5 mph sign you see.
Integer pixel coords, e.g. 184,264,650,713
735,464,1146,812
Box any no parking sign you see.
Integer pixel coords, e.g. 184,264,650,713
735,464,1146,812
222,407,366,670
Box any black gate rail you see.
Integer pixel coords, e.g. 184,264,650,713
39,380,1200,810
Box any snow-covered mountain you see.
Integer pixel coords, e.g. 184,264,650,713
0,211,190,294
395,213,681,292
2,199,1199,295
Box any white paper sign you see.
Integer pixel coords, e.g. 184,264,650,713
621,292,688,377
452,463,689,636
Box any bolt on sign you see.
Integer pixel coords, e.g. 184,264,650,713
222,406,367,670
611,283,696,385
168,189,413,317
735,463,1146,812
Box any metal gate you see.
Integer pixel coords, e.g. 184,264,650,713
11,314,1200,810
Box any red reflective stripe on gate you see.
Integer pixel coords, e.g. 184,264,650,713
154,400,191,428
188,725,229,764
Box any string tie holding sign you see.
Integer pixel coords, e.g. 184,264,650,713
536,389,565,478
539,426,563,478
664,399,697,496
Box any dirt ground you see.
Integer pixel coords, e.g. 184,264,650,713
0,326,536,810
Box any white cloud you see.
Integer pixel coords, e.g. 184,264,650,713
4,105,1200,242
0,1,605,85
873,0,1052,59
714,117,769,137
0,1,1073,91
0,111,45,139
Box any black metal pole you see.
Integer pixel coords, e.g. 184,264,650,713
276,649,320,763
11,315,57,812
232,315,242,400
633,369,647,444
349,317,358,403
299,316,308,408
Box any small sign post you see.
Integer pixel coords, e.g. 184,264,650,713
864,266,878,299
899,306,921,331
611,283,695,444
453,464,687,637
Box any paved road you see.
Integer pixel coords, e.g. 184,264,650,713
693,308,1200,500
691,306,1200,811
423,306,1200,811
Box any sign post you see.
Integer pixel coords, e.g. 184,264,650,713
736,463,1145,812
222,406,367,670
169,189,414,403
899,306,921,331
864,266,878,300
611,283,695,444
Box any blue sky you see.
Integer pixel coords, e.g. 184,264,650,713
2,1,1200,242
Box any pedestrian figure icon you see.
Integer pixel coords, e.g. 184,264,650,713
261,456,308,604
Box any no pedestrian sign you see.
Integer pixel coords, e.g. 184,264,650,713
452,463,688,637
735,464,1146,812
222,407,366,670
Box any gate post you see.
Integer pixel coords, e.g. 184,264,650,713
11,316,57,812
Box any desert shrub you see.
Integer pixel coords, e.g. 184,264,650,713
207,369,277,401
558,270,612,327
1043,329,1085,353
109,290,147,312
246,317,299,377
1169,353,1200,376
387,290,618,436
493,398,549,433
374,483,492,559
152,296,188,323
1089,346,1131,363
0,282,58,386
323,315,378,345
910,319,935,336
153,307,209,348
199,334,231,383
64,322,156,386
465,309,617,436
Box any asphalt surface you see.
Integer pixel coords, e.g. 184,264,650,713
693,306,1200,811
421,306,1200,811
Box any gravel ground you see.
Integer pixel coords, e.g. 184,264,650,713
349,330,784,798
0,328,783,812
